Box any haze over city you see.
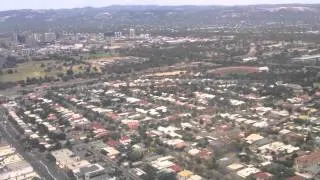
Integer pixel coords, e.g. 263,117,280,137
1,0,320,180
1,0,320,10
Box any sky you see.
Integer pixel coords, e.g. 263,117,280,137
2,0,320,11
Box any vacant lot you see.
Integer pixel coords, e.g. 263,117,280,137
146,70,186,77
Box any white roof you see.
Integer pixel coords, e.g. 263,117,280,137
237,167,260,178
227,163,244,170
244,120,256,124
230,99,245,106
152,160,174,170
30,134,40,139
187,175,203,180
181,122,193,128
166,139,184,146
188,149,200,156
260,161,272,167
245,134,264,144
279,129,291,135
235,118,247,123
156,156,175,162
102,147,120,156
258,141,299,154
253,121,269,128
126,97,140,103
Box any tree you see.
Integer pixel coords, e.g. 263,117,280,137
205,157,218,169
197,138,209,148
155,146,167,155
66,68,74,77
138,125,147,139
182,133,194,141
143,136,153,147
130,134,141,144
110,131,120,140
65,140,73,149
157,170,177,180
262,163,294,179
38,124,49,135
7,69,14,74
128,145,143,162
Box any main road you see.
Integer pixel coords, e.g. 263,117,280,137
0,70,143,97
0,108,69,180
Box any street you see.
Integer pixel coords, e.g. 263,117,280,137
74,143,141,180
0,108,69,180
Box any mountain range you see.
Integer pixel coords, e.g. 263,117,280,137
0,4,319,33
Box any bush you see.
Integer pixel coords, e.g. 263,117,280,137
7,69,14,74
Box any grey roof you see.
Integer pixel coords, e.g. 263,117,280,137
90,173,113,180
74,164,106,179
252,138,273,147
305,164,320,175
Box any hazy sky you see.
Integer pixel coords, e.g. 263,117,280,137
2,0,320,11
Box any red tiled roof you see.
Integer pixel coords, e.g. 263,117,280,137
47,114,57,121
124,121,139,130
175,142,186,149
255,172,273,179
216,124,229,131
120,136,129,141
127,122,139,130
199,149,212,159
140,100,149,104
95,131,109,138
107,140,120,147
65,95,74,100
295,151,320,167
105,112,119,120
169,164,181,173
90,122,104,130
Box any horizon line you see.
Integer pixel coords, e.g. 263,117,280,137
1,3,319,12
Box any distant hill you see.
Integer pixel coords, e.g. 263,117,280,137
0,4,319,33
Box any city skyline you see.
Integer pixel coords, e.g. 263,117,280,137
2,0,320,11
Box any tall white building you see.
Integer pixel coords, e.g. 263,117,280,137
129,28,135,39
12,32,18,43
33,33,42,42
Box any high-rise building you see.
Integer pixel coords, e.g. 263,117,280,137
44,32,56,42
12,32,18,43
32,33,42,42
115,32,122,40
129,28,135,39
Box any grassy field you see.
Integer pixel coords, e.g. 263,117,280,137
0,52,117,83
0,60,95,83
88,52,113,59
314,82,320,88
1,60,57,82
